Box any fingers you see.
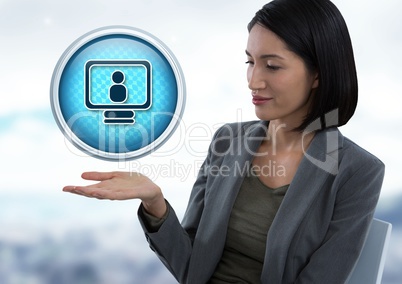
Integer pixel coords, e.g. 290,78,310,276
81,171,117,181
63,185,76,192
62,173,114,199
63,171,145,201
63,185,106,199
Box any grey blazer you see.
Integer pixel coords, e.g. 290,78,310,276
138,120,385,284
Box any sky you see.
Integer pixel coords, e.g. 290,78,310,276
0,0,402,211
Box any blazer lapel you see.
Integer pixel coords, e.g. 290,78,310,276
187,121,269,283
261,127,344,283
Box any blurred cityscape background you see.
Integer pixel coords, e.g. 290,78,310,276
0,193,400,284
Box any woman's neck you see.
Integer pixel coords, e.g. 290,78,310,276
266,120,314,153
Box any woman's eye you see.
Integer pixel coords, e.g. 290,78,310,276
245,60,254,65
267,65,280,71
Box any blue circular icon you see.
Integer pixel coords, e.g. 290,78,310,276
50,26,186,161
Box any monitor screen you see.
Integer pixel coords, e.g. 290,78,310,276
84,59,151,110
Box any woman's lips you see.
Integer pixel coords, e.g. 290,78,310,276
252,95,273,105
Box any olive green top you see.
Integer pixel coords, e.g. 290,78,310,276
141,170,288,283
209,171,289,283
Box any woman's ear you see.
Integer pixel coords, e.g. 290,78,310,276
312,72,319,89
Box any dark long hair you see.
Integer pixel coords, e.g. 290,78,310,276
248,0,358,131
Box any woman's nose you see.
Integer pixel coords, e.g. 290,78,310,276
247,66,266,90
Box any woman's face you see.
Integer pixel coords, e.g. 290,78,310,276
246,24,318,126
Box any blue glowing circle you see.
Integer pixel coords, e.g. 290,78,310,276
50,26,186,161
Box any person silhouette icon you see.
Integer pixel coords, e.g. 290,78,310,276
109,70,128,103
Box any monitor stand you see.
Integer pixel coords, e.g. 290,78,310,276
103,110,135,124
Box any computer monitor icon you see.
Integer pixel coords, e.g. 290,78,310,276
84,59,152,124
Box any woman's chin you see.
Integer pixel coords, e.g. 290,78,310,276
254,108,276,121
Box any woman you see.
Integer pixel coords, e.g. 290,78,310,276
63,0,385,283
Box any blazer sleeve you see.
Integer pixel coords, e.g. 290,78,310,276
137,125,225,283
295,155,385,284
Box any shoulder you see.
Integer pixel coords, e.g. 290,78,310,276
327,132,386,205
304,127,384,179
333,131,385,189
205,120,267,160
312,127,384,171
340,134,384,170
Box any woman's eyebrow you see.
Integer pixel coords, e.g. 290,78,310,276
245,50,285,60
